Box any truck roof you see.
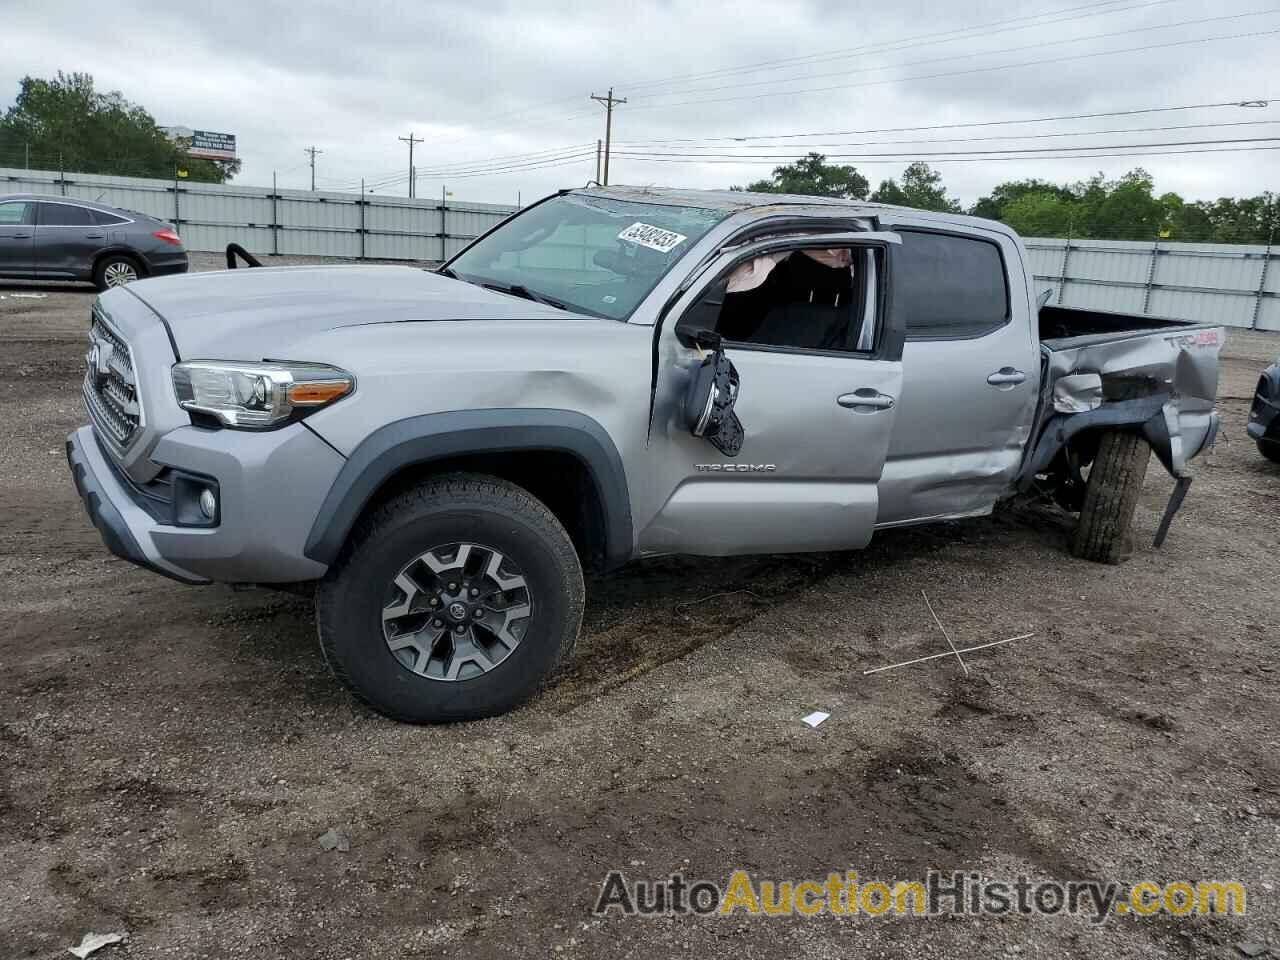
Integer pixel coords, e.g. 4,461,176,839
578,184,1007,234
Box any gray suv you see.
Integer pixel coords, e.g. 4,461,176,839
0,193,188,290
65,187,1222,723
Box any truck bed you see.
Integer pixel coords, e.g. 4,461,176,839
1027,304,1223,481
1038,304,1195,350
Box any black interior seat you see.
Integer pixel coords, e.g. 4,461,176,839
738,252,853,349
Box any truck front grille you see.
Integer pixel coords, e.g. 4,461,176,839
83,307,142,450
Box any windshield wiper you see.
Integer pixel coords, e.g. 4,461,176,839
480,281,569,311
436,266,459,279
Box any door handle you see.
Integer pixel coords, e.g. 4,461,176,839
85,232,105,239
11,233,31,239
987,367,1027,387
837,389,895,411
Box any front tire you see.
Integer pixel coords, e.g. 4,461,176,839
315,473,584,723
1070,430,1150,564
1259,439,1280,464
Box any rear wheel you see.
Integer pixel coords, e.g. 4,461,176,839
1259,439,1280,464
93,254,142,291
315,473,584,723
1070,430,1150,564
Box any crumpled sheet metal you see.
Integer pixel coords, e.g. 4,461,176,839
1043,327,1222,405
1052,373,1103,413
1035,325,1223,480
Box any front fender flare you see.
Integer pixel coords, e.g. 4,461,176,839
303,408,633,570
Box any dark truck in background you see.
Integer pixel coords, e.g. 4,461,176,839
65,186,1221,722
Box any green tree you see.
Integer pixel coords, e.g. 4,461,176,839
970,178,1076,221
1195,193,1279,244
0,72,239,182
1073,169,1165,240
735,152,869,199
1000,192,1079,238
870,162,962,213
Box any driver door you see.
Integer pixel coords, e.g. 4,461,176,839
638,232,905,557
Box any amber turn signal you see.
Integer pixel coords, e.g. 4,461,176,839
288,379,353,406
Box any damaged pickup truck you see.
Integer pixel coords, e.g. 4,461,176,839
66,187,1222,722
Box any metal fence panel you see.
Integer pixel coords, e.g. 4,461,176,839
3,166,1275,328
0,165,517,262
1025,237,1277,330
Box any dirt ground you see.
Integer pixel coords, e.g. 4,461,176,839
1,255,1278,959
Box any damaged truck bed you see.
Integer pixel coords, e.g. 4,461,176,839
1022,304,1221,544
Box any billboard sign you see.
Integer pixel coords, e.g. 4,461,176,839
188,130,237,161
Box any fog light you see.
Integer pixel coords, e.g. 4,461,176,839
199,488,218,519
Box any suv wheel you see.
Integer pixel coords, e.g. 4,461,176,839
316,473,584,723
94,254,142,290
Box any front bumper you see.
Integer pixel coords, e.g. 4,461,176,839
67,427,207,584
66,422,345,584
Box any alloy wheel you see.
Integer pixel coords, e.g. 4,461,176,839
381,542,533,681
103,262,139,287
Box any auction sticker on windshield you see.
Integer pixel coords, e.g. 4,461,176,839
618,222,688,254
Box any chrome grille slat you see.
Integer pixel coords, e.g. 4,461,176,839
84,307,142,450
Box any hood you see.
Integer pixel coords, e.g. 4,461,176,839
124,264,594,359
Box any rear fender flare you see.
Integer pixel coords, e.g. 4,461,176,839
1018,395,1180,486
93,246,148,277
303,408,633,570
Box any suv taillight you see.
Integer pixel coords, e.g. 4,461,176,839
152,229,182,247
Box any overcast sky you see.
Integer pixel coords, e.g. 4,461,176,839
2,0,1277,206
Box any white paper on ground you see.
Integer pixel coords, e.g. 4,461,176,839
68,932,125,958
800,711,830,728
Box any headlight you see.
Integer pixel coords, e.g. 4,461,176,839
172,361,353,429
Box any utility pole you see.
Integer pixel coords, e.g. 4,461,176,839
589,88,626,185
595,139,602,184
304,145,322,191
399,131,423,198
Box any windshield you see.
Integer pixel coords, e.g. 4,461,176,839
446,194,727,320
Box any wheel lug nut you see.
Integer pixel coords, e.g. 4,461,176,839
454,624,466,634
429,598,439,607
448,582,458,592
469,587,479,596
433,619,443,628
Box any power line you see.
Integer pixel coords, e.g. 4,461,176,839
381,1,1172,159
412,143,595,174
329,142,595,192
611,121,1280,157
331,149,598,193
283,100,1279,194
618,0,1178,92
416,154,595,181
611,139,1280,165
614,26,1280,113
612,98,1272,145
623,8,1278,103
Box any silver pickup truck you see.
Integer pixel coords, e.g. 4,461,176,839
66,186,1222,723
